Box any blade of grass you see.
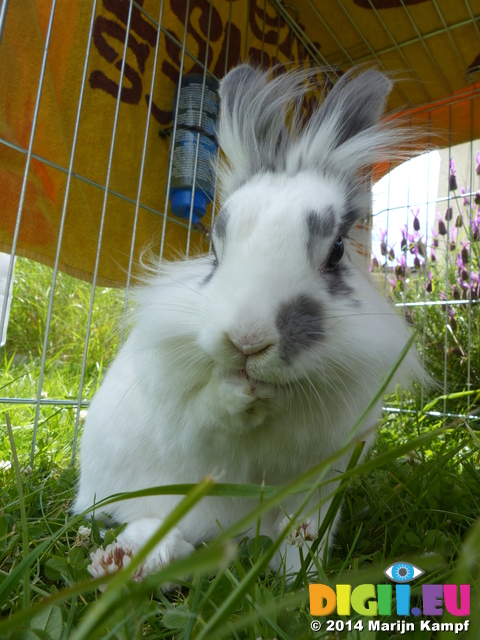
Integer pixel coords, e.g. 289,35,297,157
5,412,30,609
193,332,452,639
194,420,453,631
290,439,365,590
194,464,338,640
69,475,216,640
210,590,308,640
438,516,480,639
0,538,51,608
0,537,231,637
347,333,416,442
0,420,454,637
88,481,280,512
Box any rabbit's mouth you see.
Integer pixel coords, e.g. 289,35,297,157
238,368,265,384
236,368,280,387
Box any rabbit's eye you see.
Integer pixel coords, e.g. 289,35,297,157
327,237,344,268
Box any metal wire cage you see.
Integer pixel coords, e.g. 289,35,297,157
0,0,479,465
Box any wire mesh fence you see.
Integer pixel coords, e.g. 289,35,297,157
1,0,479,465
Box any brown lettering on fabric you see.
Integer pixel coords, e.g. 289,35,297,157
92,15,125,64
277,18,300,61
248,47,271,67
248,0,281,46
90,59,142,104
155,0,230,125
103,0,157,47
93,15,150,72
145,93,172,125
213,21,241,76
169,0,223,75
117,60,143,103
89,0,322,127
90,15,146,102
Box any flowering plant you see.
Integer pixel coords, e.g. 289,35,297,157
371,154,480,400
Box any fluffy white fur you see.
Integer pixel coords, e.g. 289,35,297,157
74,65,423,585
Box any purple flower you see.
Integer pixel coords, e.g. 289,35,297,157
426,270,432,292
449,158,457,191
455,213,463,228
411,207,421,231
409,238,424,257
472,211,480,241
396,253,406,276
475,191,480,206
431,227,439,247
461,187,470,207
401,225,408,252
450,227,457,251
471,273,479,298
447,306,457,331
380,228,387,256
457,251,469,282
430,247,436,262
387,276,397,290
461,243,469,265
388,246,395,261
476,151,480,176
445,206,453,221
408,231,418,244
437,214,447,236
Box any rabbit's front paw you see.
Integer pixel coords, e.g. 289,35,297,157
89,541,144,586
217,370,274,425
88,521,194,592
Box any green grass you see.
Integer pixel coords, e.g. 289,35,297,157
1,256,479,640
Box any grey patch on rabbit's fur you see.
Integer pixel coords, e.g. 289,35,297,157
275,294,324,361
339,184,367,237
306,209,337,269
324,262,354,298
217,65,402,203
339,208,362,238
213,208,229,241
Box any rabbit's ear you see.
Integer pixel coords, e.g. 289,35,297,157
218,65,266,116
217,65,292,200
315,70,392,148
285,69,399,182
216,66,400,203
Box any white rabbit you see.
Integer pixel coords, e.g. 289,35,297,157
74,65,423,585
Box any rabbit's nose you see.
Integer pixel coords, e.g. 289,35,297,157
228,335,274,356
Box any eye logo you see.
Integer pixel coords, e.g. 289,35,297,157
384,562,424,583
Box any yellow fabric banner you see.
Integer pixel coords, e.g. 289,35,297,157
1,0,316,286
1,0,479,286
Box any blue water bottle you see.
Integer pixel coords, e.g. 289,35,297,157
169,74,219,225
